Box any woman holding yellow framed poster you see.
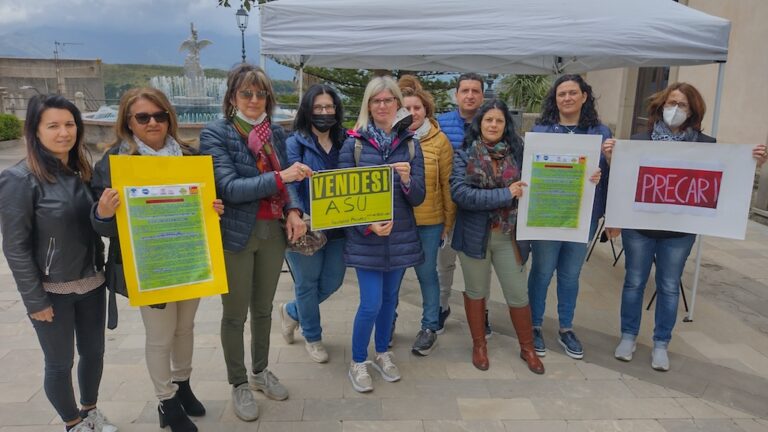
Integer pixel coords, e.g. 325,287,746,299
199,64,310,422
91,87,223,432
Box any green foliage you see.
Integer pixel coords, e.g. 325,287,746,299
0,113,22,141
102,63,295,103
498,74,552,113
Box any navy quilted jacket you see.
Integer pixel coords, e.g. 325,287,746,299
450,147,519,260
199,118,300,252
338,127,426,271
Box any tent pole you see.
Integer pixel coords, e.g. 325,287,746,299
298,64,304,99
685,61,725,323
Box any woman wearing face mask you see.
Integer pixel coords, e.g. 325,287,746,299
341,76,425,393
91,87,224,432
199,64,309,422
278,84,347,363
604,82,768,371
397,76,455,356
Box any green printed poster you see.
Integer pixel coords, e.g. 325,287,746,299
527,153,586,228
125,184,212,291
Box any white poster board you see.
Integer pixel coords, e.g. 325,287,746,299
517,132,602,243
604,140,754,240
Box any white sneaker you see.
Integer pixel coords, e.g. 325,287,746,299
69,420,96,432
279,303,299,344
305,341,329,363
231,382,259,421
348,361,373,393
371,351,401,382
84,408,118,432
614,335,637,362
651,343,670,371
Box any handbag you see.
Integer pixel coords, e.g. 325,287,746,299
286,215,327,256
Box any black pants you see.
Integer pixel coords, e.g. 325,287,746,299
30,285,106,423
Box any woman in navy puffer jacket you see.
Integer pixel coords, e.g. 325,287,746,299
340,76,425,394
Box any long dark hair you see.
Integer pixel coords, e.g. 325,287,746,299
293,84,345,146
24,94,91,183
463,99,523,162
536,74,600,129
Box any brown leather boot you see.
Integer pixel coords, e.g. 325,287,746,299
509,306,545,375
463,292,489,370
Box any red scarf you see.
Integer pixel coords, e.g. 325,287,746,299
243,119,289,219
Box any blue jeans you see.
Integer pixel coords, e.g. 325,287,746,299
527,221,598,329
351,267,405,362
619,229,695,343
413,224,443,331
285,238,346,343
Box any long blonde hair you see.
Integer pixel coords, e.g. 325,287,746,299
110,87,188,153
354,76,404,130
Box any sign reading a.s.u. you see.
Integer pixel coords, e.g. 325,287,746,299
309,165,393,230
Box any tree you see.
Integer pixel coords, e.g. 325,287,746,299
497,74,552,113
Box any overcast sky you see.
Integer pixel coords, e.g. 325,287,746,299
0,0,259,37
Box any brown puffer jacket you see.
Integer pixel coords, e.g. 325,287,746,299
413,118,456,232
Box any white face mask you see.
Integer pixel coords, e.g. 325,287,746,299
663,106,688,129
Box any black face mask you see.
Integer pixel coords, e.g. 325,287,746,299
311,114,337,132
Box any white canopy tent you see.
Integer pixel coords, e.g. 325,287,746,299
260,0,732,320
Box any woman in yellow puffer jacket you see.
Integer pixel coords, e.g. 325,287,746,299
398,76,456,356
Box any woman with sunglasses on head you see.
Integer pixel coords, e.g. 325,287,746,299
278,84,347,363
342,76,425,393
0,94,117,432
199,64,309,421
604,82,768,371
91,87,223,432
526,74,609,361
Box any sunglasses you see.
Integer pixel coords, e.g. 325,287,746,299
131,111,170,125
238,90,269,100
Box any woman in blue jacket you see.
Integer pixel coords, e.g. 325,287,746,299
278,84,347,363
452,99,544,375
341,76,425,393
527,74,612,360
199,64,310,422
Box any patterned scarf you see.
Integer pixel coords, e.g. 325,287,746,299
232,114,288,217
119,135,183,156
366,123,396,159
651,120,699,142
413,119,432,140
464,139,521,235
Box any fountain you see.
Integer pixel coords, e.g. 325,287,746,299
82,24,294,146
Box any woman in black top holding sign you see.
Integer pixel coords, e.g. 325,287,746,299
604,82,767,371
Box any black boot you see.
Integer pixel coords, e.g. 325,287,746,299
158,395,198,432
173,379,206,416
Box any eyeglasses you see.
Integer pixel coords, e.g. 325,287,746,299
238,89,269,100
131,111,170,125
312,104,336,114
370,97,396,107
664,101,689,110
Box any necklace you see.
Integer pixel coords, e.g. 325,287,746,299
560,124,578,134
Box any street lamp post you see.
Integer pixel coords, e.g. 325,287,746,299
236,7,249,63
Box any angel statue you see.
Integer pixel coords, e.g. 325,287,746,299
180,23,213,98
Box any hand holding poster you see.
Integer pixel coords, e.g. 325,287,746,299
310,165,393,230
604,140,754,239
110,155,228,306
517,132,602,243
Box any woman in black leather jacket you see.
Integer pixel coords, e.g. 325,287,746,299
0,95,116,432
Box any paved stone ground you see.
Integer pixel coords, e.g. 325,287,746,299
1,141,768,431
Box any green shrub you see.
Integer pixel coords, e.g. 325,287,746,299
0,114,22,141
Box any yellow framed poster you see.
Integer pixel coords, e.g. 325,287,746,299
309,165,393,230
110,155,228,306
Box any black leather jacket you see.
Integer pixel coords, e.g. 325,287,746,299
0,160,104,314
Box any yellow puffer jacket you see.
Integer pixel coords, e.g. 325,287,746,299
413,118,456,232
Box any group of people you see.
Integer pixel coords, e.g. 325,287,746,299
1,64,766,432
